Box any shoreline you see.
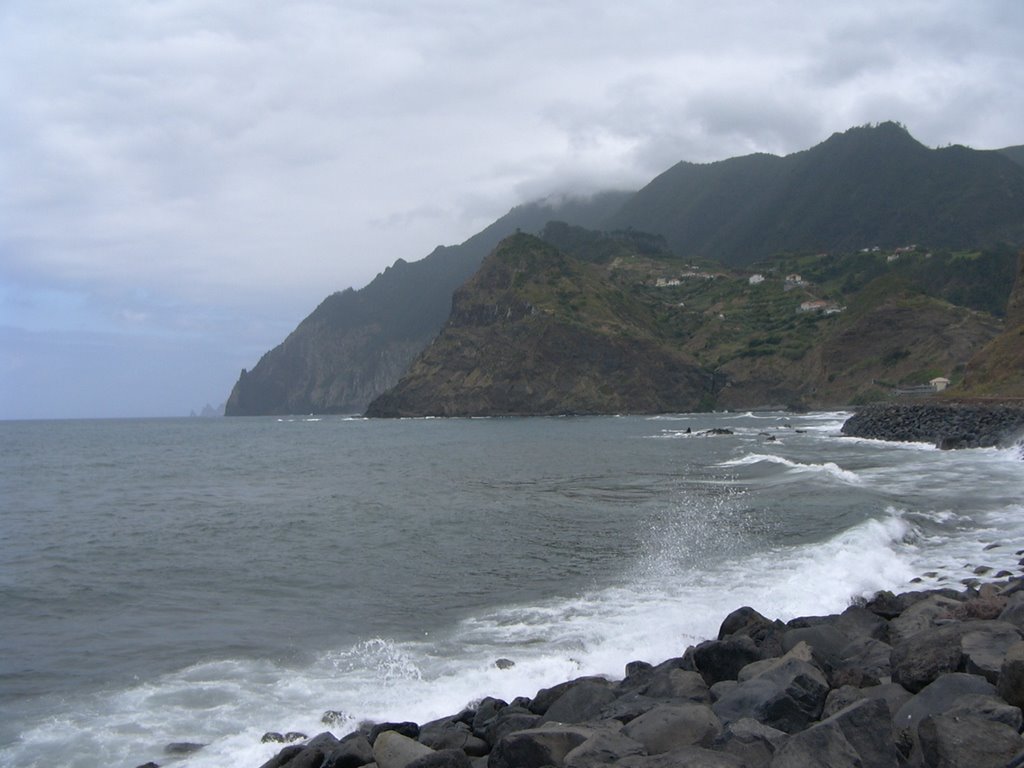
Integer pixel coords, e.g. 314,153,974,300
238,577,1024,768
840,402,1024,449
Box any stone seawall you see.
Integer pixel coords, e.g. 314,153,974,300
840,403,1024,449
234,578,1024,768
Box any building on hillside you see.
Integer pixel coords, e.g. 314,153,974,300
748,274,765,285
930,377,951,392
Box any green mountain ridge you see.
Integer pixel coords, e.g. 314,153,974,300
227,122,1024,416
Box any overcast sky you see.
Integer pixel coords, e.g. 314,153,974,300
2,1,1022,419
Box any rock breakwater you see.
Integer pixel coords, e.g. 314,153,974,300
241,579,1024,768
841,402,1024,449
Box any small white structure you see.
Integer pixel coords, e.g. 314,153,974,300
930,377,951,392
749,274,765,285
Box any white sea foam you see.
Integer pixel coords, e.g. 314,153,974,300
719,453,863,484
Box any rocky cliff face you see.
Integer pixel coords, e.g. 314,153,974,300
365,234,712,417
961,252,1024,398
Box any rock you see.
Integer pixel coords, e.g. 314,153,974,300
323,710,350,725
887,593,963,644
692,635,762,686
1000,593,1024,630
279,748,327,768
821,686,865,720
262,733,288,744
373,731,435,768
892,672,996,755
563,728,646,768
494,658,515,669
616,746,747,767
621,702,722,754
714,717,786,766
835,604,890,643
405,748,471,768
769,723,862,768
998,641,1024,709
539,680,618,725
487,724,592,768
782,625,850,670
470,697,508,736
165,741,205,754
918,713,1023,768
418,719,487,756
890,622,967,693
306,732,342,752
258,745,305,768
529,677,607,716
961,621,1022,683
642,669,710,702
834,636,891,681
323,732,375,768
481,711,541,747
711,658,829,733
370,722,421,745
943,693,1024,731
598,692,661,724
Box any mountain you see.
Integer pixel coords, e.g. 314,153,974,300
960,251,1024,398
999,145,1024,169
224,192,631,415
364,233,711,416
228,122,1024,415
367,229,1011,416
607,122,1024,265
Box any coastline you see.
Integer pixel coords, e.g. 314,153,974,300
840,401,1024,449
239,576,1024,768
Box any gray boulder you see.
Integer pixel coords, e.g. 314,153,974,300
323,732,375,768
918,713,1023,768
714,717,786,766
711,658,828,733
563,728,646,768
961,621,1023,683
617,746,746,767
540,680,618,725
943,693,1024,731
999,640,1024,709
487,724,592,768
892,672,996,756
643,669,710,703
418,720,488,756
887,594,963,645
405,749,471,768
890,622,967,693
621,702,722,754
693,635,763,686
373,731,435,768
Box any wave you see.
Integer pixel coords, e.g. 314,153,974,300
719,453,863,484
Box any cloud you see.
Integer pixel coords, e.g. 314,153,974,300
2,0,1023,416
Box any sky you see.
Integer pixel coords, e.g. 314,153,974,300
2,1,1023,419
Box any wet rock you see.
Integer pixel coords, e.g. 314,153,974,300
322,710,349,725
711,658,829,733
918,713,1023,768
373,730,435,768
487,724,592,768
370,722,420,745
892,672,996,756
563,728,645,768
713,717,786,766
529,677,607,716
621,702,722,754
998,640,1024,709
642,669,709,702
323,732,375,768
961,621,1022,682
617,746,746,767
887,594,963,645
405,748,471,768
890,622,968,693
771,698,897,768
418,719,487,756
165,742,205,755
692,635,762,686
539,680,618,725
494,658,515,669
258,745,305,768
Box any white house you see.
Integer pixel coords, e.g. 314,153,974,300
930,377,951,392
748,274,765,285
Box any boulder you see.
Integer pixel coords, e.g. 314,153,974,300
1000,593,1024,631
999,640,1024,708
692,635,762,686
470,697,508,736
621,702,722,754
370,722,421,744
405,749,471,768
258,745,305,768
487,724,592,768
480,710,540,747
373,731,435,768
834,636,891,681
529,677,608,716
890,622,967,693
418,719,488,756
713,717,786,766
598,692,661,724
642,669,710,703
892,672,996,756
616,746,746,768
563,728,646,768
961,621,1023,683
943,693,1024,731
835,604,890,643
782,625,850,670
540,680,618,725
323,732,375,768
711,658,828,733
918,713,1023,768
887,593,963,645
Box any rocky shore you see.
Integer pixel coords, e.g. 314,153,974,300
237,577,1024,768
840,402,1024,449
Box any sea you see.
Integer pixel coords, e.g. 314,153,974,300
1,411,1022,767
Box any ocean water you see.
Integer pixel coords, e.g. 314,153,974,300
1,412,1022,767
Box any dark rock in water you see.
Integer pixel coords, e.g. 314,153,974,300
841,403,1024,449
369,721,420,744
164,741,205,754
321,710,349,725
322,732,374,768
258,745,305,768
261,732,287,744
918,713,1023,768
494,658,515,669
418,718,487,755
279,747,326,768
135,763,159,768
529,676,607,715
702,428,734,436
481,711,541,747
